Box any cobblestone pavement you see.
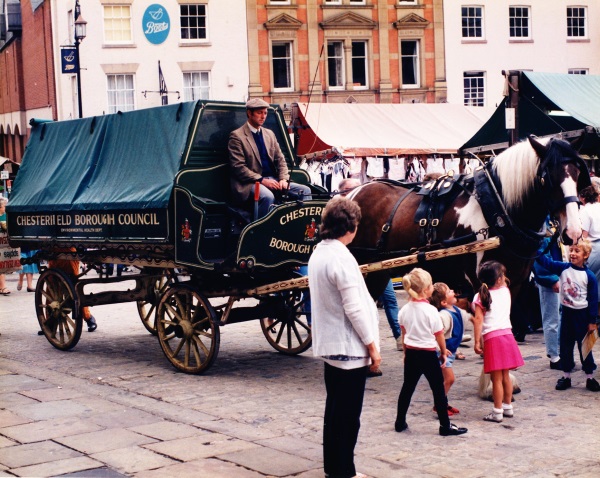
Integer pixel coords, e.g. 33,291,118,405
0,272,599,477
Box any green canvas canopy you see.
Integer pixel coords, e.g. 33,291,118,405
461,71,600,155
9,102,197,213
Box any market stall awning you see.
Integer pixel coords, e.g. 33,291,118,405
295,103,494,157
461,71,600,154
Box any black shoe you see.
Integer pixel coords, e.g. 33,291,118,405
550,360,562,370
367,368,383,378
586,378,600,392
394,421,408,432
87,316,97,332
439,423,468,436
555,377,571,390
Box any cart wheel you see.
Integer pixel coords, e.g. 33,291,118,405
35,268,82,351
156,284,220,374
137,268,172,335
260,290,312,355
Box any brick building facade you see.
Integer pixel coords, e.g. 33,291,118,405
0,0,56,167
246,0,447,106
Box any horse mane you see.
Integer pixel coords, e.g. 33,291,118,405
491,138,547,210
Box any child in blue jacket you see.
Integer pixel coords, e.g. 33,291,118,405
536,239,600,392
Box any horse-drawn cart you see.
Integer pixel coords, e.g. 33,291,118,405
7,100,329,374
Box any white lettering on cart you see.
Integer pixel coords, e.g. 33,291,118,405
118,213,159,226
74,214,116,226
269,237,314,254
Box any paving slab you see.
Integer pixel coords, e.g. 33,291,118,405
11,399,90,421
193,417,281,441
55,428,157,455
129,421,204,441
0,373,48,393
20,386,86,402
143,433,259,462
0,437,16,449
0,391,40,409
0,440,82,468
0,409,31,428
89,446,178,474
254,435,322,462
10,456,102,477
218,446,320,477
0,415,104,443
133,458,265,478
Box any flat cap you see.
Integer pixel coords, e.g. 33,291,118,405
246,98,270,109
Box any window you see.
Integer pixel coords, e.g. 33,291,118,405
351,41,368,88
107,74,135,113
509,6,530,39
269,1,291,4
567,7,587,38
401,40,420,87
463,71,485,107
568,68,588,75
324,1,365,4
461,6,484,39
327,41,345,89
398,1,418,4
272,42,293,90
324,0,342,4
180,4,207,41
183,72,210,100
103,5,132,43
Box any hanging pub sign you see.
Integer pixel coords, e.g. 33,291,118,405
60,46,78,74
143,4,170,45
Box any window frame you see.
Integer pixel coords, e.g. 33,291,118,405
327,40,345,90
180,3,209,43
509,5,531,39
103,5,133,44
461,5,485,40
463,71,485,107
351,40,368,90
182,71,211,101
272,41,294,92
269,0,291,4
398,1,419,5
567,6,587,39
400,39,420,89
106,73,135,114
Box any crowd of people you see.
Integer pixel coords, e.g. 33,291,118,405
307,191,600,478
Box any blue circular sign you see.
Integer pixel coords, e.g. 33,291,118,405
143,4,170,45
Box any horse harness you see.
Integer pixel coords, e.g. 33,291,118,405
374,145,588,258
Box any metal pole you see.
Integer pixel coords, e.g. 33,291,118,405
76,39,83,118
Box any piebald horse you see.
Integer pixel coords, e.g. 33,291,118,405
348,136,590,334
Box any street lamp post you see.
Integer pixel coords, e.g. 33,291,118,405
74,14,87,118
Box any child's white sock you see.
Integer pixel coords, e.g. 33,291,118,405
586,373,593,379
493,407,503,415
502,403,513,417
564,372,571,378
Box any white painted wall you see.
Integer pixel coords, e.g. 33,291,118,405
444,0,600,107
51,0,249,120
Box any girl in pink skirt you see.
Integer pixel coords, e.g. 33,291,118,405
472,261,524,423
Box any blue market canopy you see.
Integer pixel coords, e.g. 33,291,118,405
461,71,600,155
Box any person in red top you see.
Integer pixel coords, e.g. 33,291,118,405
394,268,467,436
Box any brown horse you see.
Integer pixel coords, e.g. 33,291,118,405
348,136,590,335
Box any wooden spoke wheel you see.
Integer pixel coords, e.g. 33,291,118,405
35,268,82,351
260,290,312,355
137,268,172,336
156,285,220,374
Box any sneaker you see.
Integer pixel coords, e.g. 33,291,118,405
549,359,562,370
586,378,600,392
86,316,97,332
394,421,408,432
483,412,503,423
396,336,403,351
439,423,468,436
555,377,571,390
460,334,472,343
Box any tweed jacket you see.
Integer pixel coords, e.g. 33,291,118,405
228,123,290,204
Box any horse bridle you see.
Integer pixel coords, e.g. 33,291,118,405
536,152,588,214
